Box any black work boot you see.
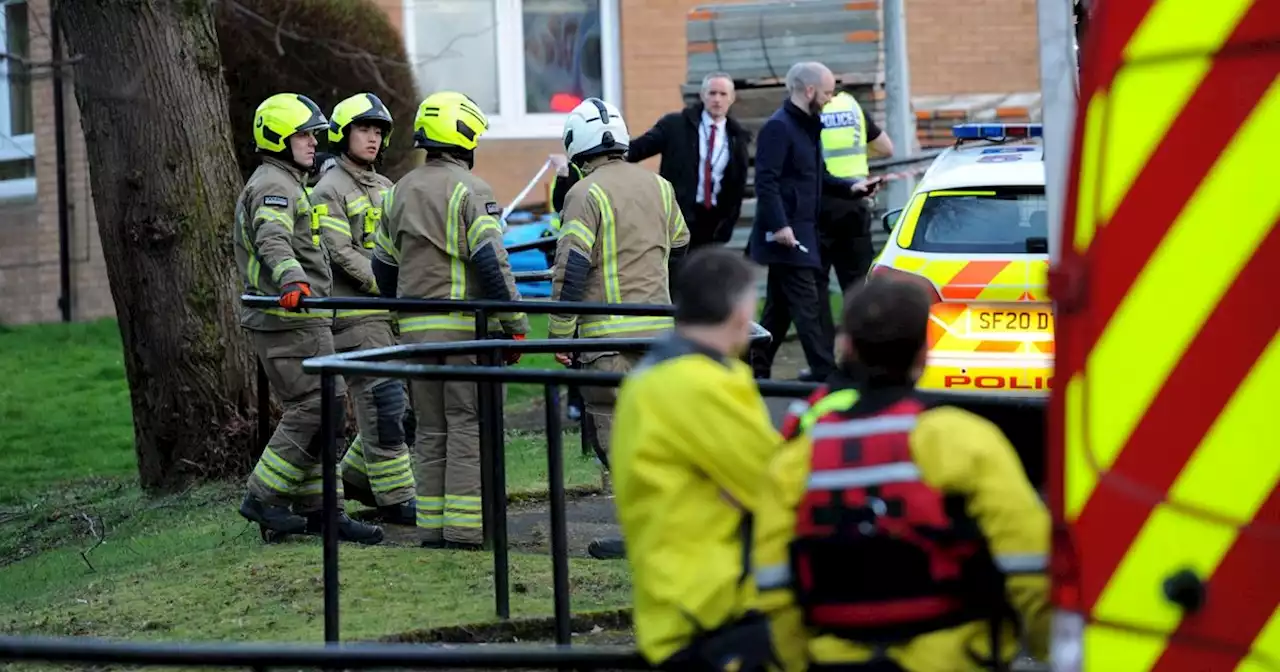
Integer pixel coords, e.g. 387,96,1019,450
421,538,483,551
587,537,626,560
342,477,379,508
378,500,416,526
304,510,385,545
239,493,308,535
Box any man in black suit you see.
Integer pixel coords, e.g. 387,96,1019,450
550,73,750,251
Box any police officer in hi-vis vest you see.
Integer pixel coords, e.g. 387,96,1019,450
816,88,894,350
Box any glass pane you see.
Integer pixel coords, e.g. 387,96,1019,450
909,188,1049,255
5,1,31,137
412,0,500,114
0,158,34,180
522,0,604,114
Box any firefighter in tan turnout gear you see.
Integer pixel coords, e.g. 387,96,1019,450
234,92,384,545
309,92,415,526
548,98,690,560
371,91,530,550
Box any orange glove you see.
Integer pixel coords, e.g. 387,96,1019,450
279,282,312,312
505,334,525,365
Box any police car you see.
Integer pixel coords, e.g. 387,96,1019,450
874,123,1051,399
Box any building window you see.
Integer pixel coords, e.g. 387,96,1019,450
403,0,622,140
0,0,34,200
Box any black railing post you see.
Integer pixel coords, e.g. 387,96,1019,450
475,309,495,553
257,359,271,449
319,372,340,643
490,359,511,621
544,385,571,646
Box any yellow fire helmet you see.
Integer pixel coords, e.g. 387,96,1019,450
328,92,394,148
253,93,329,154
413,91,488,152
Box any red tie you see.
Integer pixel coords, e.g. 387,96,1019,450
703,124,717,208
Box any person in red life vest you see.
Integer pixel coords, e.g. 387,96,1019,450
751,276,1050,672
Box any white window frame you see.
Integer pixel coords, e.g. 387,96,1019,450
402,0,623,140
0,0,35,201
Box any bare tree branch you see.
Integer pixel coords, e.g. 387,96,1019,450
76,512,105,572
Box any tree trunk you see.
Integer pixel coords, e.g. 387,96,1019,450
58,2,263,491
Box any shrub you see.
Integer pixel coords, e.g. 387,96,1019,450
216,0,421,181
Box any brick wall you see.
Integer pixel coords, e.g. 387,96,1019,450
0,0,113,326
906,0,1041,95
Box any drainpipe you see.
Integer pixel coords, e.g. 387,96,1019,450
51,0,71,322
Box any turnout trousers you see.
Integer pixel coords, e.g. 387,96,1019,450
409,353,483,545
245,326,349,514
579,351,643,473
335,317,415,508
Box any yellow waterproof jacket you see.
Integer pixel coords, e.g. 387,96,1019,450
612,335,781,665
754,383,1051,672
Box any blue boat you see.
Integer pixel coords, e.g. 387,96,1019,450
502,216,558,297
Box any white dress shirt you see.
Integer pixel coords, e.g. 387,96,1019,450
696,110,730,208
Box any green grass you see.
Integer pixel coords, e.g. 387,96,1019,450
0,481,629,641
0,319,628,644
0,319,136,503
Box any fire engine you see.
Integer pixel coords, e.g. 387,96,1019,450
1047,0,1279,669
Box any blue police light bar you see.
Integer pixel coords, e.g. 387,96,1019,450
951,123,1044,140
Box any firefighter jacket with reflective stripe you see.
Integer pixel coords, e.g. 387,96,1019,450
235,157,334,331
612,335,781,665
312,155,394,325
820,92,869,180
373,154,529,342
753,383,1051,672
548,156,690,340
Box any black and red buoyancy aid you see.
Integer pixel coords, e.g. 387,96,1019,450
788,393,1006,644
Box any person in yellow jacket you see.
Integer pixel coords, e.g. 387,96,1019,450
611,246,781,671
548,98,691,559
753,276,1050,672
310,92,415,526
371,91,529,550
234,93,383,545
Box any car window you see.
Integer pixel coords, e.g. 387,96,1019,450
907,188,1048,254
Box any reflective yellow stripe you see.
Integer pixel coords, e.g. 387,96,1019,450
578,316,674,338
346,195,372,217
447,183,468,300
548,315,577,338
399,313,474,333
245,256,263,292
335,309,389,319
797,388,860,433
270,258,301,284
467,215,502,250
444,495,482,528
1097,0,1252,226
1073,93,1107,253
589,183,620,303
560,219,595,248
320,215,351,237
659,177,687,244
893,192,927,248
255,207,293,231
252,447,304,494
340,436,367,475
1073,80,1280,519
375,227,400,264
368,454,414,493
415,495,444,528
